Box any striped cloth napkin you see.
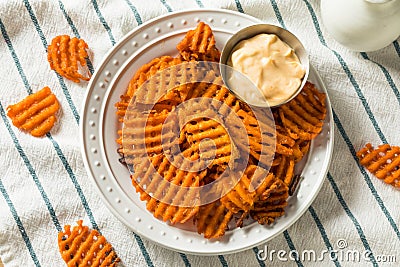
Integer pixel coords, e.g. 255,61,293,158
1,0,399,266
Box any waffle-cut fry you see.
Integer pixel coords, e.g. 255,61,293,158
292,139,311,162
271,156,282,167
272,155,295,186
131,149,207,224
115,94,131,123
132,62,202,105
175,79,238,160
278,82,326,140
122,109,179,161
250,179,289,225
272,110,300,141
235,109,276,168
357,143,400,188
274,125,297,157
115,57,186,162
196,200,234,239
220,165,257,213
188,76,242,117
48,35,90,83
182,117,232,168
116,102,178,164
127,56,183,97
220,166,280,217
177,22,221,62
254,172,279,199
115,56,182,122
236,211,249,228
7,86,60,137
58,220,120,267
276,125,296,147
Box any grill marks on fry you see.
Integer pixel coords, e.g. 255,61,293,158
48,35,91,83
58,220,120,267
6,86,60,137
357,143,400,188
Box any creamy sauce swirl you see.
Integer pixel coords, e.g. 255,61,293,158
227,34,305,106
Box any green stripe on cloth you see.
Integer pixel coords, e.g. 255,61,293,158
57,0,95,74
283,231,304,267
301,0,387,144
160,0,173,12
124,0,143,25
22,0,80,124
0,179,41,267
327,172,377,264
332,110,400,241
302,0,400,241
90,0,116,45
308,207,342,267
360,52,400,106
0,102,62,232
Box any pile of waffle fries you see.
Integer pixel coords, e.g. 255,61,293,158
115,22,327,239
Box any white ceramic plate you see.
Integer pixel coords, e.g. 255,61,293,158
80,9,334,255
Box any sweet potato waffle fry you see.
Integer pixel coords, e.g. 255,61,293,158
176,22,220,62
188,75,242,116
357,143,400,188
273,155,295,186
235,108,276,168
126,56,183,98
196,200,234,239
120,108,178,162
235,171,280,227
58,220,120,267
292,139,311,163
132,61,196,105
7,86,60,137
131,149,206,224
278,82,326,140
183,118,233,167
116,60,208,160
270,82,325,187
251,178,289,225
116,22,328,238
180,97,234,169
115,56,183,121
47,35,91,83
220,164,258,213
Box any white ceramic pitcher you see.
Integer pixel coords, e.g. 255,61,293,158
321,0,400,52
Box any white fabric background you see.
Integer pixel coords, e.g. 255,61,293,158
0,0,399,266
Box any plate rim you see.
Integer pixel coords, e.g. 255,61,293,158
80,8,334,255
